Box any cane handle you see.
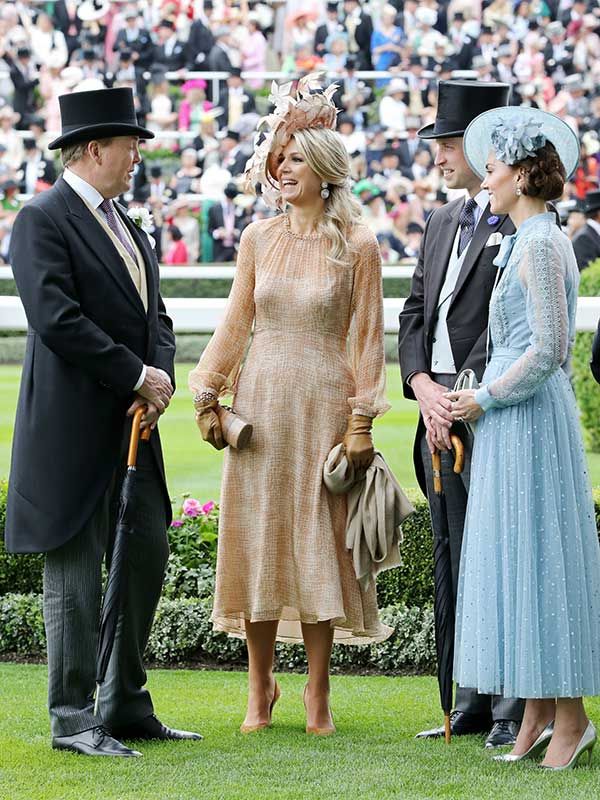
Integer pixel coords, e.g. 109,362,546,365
451,434,464,475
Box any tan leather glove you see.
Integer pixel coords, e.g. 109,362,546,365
343,414,375,471
194,397,226,450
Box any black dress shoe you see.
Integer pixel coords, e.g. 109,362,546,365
52,726,142,757
415,710,492,739
485,719,520,748
110,714,203,741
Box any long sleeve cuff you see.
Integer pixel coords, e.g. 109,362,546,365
133,364,147,392
474,384,496,412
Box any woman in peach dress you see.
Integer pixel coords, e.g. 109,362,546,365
189,76,391,736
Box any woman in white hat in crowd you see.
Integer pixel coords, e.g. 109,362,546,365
447,106,600,770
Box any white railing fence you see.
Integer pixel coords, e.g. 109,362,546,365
2,295,600,334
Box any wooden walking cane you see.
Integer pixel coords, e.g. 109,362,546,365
431,433,465,745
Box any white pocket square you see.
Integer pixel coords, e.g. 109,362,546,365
484,232,503,247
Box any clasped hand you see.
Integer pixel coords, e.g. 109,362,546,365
444,389,484,424
412,374,483,455
137,366,173,413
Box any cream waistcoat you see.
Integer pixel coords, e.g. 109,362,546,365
82,196,148,312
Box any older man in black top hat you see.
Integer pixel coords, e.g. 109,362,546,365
5,87,202,756
572,190,600,271
399,80,525,748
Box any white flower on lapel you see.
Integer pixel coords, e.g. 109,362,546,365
484,232,503,248
127,206,156,249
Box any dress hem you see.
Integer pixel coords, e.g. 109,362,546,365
212,607,394,646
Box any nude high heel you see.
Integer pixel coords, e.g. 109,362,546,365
240,681,281,734
303,685,336,736
541,721,596,770
493,721,554,763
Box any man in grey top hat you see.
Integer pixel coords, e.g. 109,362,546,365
399,80,525,749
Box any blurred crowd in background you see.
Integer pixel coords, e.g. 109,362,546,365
0,0,599,264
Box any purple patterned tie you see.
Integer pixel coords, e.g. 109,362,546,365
457,197,478,257
99,199,137,263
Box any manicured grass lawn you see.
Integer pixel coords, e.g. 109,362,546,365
2,363,600,502
0,664,598,800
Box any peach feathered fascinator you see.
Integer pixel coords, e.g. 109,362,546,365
243,72,339,210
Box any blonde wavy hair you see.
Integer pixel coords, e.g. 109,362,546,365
289,127,364,266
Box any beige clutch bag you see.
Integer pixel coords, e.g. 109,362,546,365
216,405,253,449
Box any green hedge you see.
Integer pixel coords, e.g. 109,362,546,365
573,258,600,452
0,489,434,606
0,593,436,673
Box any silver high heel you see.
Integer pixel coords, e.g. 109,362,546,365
541,721,596,771
493,721,554,763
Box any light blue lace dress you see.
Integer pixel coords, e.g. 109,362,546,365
454,212,600,698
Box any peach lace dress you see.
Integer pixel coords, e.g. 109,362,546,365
189,214,392,644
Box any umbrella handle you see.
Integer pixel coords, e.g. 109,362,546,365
450,434,464,475
127,406,152,467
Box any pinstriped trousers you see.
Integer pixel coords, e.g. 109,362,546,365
43,439,169,737
418,373,523,722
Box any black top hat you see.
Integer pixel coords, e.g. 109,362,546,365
224,182,239,199
23,138,38,151
48,87,155,150
228,67,242,78
223,129,240,142
584,190,600,215
418,80,511,139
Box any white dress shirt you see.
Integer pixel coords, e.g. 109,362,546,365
431,190,489,374
62,168,146,391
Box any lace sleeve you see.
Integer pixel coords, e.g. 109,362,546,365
188,223,256,398
347,228,391,418
474,234,569,411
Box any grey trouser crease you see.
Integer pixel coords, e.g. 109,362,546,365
419,372,523,722
43,438,169,737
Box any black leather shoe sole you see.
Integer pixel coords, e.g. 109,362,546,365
52,739,141,757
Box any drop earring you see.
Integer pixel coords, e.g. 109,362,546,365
516,186,522,197
320,181,330,199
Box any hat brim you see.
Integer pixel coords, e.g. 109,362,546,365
463,106,580,181
48,122,155,150
417,123,465,140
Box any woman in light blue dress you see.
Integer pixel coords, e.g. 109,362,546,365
448,107,600,770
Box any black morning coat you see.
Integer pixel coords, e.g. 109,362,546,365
5,177,175,553
398,198,514,494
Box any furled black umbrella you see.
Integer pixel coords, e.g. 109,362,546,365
94,406,151,716
431,434,464,744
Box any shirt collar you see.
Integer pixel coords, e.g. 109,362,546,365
62,167,105,210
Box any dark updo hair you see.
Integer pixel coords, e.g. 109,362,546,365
514,141,566,201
